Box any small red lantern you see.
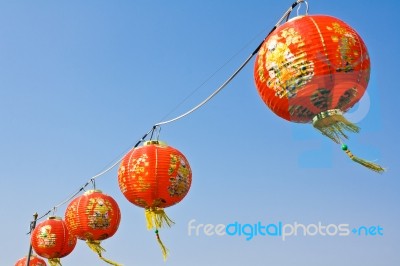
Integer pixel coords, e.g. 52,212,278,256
65,190,121,265
254,14,383,172
15,254,47,266
118,140,192,259
31,217,77,266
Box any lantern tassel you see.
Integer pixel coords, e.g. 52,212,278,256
342,144,385,173
312,109,359,143
145,208,173,260
145,208,174,230
155,229,169,261
86,240,123,266
48,258,62,266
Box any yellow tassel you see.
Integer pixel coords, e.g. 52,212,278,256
342,144,385,173
145,208,174,230
86,240,123,266
312,109,359,143
48,258,62,266
145,208,173,260
155,230,169,261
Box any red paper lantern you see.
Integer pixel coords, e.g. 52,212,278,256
15,255,47,266
65,190,121,265
118,140,192,259
31,217,77,266
254,14,383,172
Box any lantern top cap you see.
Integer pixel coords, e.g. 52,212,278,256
47,216,62,220
84,189,103,195
143,140,168,147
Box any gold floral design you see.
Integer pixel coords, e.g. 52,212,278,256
134,198,148,208
168,154,191,197
328,22,347,34
65,201,78,231
288,105,314,120
87,197,112,229
280,28,305,47
120,154,150,192
311,88,332,110
258,27,314,99
37,225,56,248
336,87,358,110
118,165,127,193
327,22,358,73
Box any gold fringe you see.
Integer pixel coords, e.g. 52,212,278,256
48,258,62,266
86,240,123,266
145,208,174,230
313,111,359,143
155,230,169,261
342,145,385,173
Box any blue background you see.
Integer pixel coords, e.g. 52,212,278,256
1,0,398,265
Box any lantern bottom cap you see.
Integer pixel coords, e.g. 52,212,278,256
312,109,359,143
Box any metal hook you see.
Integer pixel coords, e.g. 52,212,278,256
149,126,155,140
156,126,162,141
52,207,57,217
91,178,96,190
297,0,309,16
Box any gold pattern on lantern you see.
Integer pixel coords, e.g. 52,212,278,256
258,27,314,99
327,22,359,73
280,28,305,47
87,197,112,230
128,154,151,192
117,165,127,193
65,201,79,231
168,155,191,197
168,154,178,174
135,198,148,207
257,46,267,83
37,225,56,248
332,22,346,34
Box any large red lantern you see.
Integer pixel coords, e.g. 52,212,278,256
65,189,121,265
118,140,192,259
254,14,383,172
31,217,77,266
15,255,47,266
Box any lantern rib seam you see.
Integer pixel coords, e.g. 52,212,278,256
309,16,334,85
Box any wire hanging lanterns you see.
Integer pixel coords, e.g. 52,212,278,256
19,1,386,265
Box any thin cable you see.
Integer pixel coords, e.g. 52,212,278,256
157,25,273,124
28,0,306,229
155,0,304,126
155,53,254,126
31,127,154,225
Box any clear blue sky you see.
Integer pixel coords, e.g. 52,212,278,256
1,0,399,265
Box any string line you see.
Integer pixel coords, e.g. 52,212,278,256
27,0,306,231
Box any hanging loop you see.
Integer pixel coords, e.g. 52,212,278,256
149,125,162,141
149,125,157,140
91,178,96,190
156,126,162,141
51,207,57,216
297,0,309,16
